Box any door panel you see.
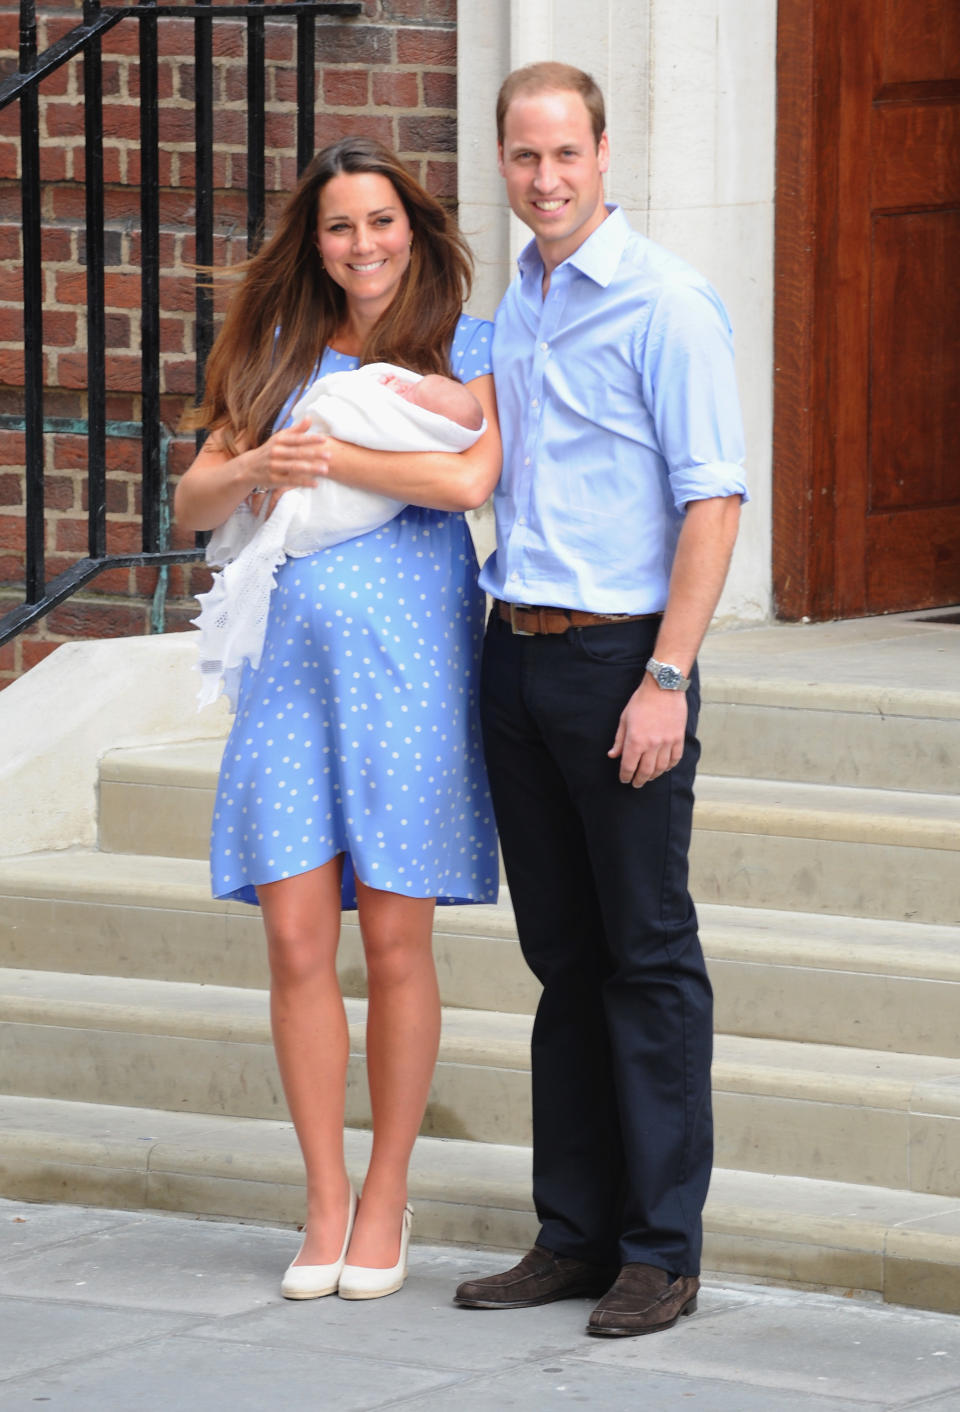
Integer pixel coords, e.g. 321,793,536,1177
774,0,960,618
871,105,960,207
867,509,960,611
881,0,960,84
869,212,959,513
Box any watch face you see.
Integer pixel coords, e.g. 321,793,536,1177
647,658,687,690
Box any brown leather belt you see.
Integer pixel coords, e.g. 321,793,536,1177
496,599,661,636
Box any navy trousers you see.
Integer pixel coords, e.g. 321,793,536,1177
480,611,713,1276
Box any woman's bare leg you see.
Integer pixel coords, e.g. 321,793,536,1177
346,882,439,1268
258,858,353,1265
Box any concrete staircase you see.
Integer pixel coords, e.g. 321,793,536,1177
1,615,959,1311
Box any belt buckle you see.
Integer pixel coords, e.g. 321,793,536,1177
509,603,535,636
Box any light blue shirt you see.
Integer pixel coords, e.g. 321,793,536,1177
479,206,748,614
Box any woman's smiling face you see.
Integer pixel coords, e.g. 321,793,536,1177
316,171,413,322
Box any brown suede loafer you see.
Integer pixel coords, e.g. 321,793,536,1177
586,1263,699,1336
454,1244,618,1310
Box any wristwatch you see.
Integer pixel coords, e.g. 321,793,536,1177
645,658,691,692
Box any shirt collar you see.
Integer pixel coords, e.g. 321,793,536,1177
516,204,630,289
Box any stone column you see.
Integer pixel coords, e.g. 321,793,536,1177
456,0,776,622
458,0,651,319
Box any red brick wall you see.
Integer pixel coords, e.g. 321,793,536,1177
0,0,458,687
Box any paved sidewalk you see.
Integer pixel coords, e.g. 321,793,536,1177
3,1200,960,1410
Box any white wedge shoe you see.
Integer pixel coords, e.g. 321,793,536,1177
338,1203,413,1301
281,1188,357,1300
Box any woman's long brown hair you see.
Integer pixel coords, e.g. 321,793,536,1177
188,137,475,455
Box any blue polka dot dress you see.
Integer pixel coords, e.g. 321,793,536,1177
210,314,499,911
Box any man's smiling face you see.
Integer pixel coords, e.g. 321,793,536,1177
498,88,610,274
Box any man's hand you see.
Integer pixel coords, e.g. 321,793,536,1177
604,494,740,786
607,675,687,787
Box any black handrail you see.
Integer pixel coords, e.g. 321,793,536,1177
1,0,362,650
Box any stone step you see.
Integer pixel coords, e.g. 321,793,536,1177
690,776,960,925
698,682,960,794
0,968,531,1149
3,851,960,1054
3,968,960,1194
97,744,960,924
714,1034,960,1196
697,615,960,796
705,905,960,1057
694,775,960,852
99,740,225,862
99,743,960,860
2,1093,959,1314
0,851,530,1013
101,660,960,827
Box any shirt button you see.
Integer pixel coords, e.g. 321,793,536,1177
524,457,531,466
518,516,526,526
531,397,539,408
510,571,519,582
539,342,549,351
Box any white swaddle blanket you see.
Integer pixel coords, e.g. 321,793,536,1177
193,362,484,710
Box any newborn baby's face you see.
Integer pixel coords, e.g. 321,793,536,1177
377,372,482,431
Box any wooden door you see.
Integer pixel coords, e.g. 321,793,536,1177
774,0,960,619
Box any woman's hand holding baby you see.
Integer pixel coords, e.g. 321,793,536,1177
250,417,330,490
175,418,331,530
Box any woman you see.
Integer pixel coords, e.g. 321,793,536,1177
175,137,501,1301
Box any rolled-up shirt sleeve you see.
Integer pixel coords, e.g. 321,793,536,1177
638,279,749,512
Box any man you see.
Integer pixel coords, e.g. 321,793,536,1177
454,63,747,1337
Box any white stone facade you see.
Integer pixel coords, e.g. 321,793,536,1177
458,0,776,625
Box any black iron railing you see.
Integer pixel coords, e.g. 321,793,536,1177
0,0,361,647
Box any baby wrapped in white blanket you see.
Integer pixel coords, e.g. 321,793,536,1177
193,362,485,710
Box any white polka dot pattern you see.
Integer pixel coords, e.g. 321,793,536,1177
210,315,498,910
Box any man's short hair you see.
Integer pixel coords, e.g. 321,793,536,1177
496,62,606,147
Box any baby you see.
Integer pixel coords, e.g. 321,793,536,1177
240,371,483,529
195,362,487,709
379,371,483,431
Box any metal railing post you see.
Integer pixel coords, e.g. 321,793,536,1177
83,0,107,561
296,6,316,175
246,0,265,252
194,4,214,416
139,0,162,555
20,0,45,603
